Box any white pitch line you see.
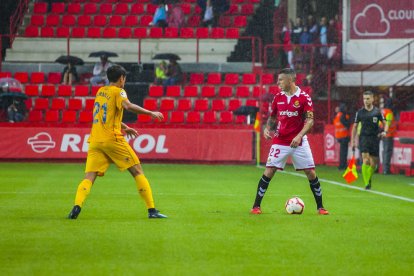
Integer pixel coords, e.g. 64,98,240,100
277,170,414,203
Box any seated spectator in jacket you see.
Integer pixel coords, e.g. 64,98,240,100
90,55,112,86
7,98,26,123
61,63,79,85
155,61,168,85
211,0,229,27
150,3,168,28
163,59,183,86
167,4,185,28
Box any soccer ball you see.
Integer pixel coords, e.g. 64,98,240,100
285,197,305,214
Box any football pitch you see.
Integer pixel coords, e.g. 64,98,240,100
1,162,413,275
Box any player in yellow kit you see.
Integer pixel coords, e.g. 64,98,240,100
68,65,167,219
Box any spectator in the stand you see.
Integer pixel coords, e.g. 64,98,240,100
150,3,168,28
281,22,294,70
211,0,230,27
197,0,208,21
381,98,396,175
61,63,79,85
319,17,328,57
167,3,185,28
90,55,112,86
7,98,26,123
307,15,319,43
154,61,168,85
202,0,214,27
333,103,351,170
327,18,338,60
163,59,183,86
291,17,303,44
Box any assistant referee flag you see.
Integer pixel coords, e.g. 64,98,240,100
342,155,358,184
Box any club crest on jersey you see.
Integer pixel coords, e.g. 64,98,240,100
293,100,300,108
373,117,378,123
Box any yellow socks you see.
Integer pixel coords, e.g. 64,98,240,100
74,179,93,207
134,174,155,209
362,164,370,186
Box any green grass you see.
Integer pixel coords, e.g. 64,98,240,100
0,162,413,275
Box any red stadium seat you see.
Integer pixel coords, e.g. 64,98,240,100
207,73,222,84
268,85,281,95
33,98,49,110
103,27,117,38
149,86,163,97
262,73,275,84
84,3,98,15
225,4,238,15
296,73,306,85
67,3,81,14
31,72,45,84
189,73,204,85
25,85,39,97
187,15,200,27
235,115,246,124
196,28,209,38
236,86,250,98
131,3,145,15
149,27,163,38
72,27,86,38
180,27,195,38
170,111,185,124
24,99,32,111
194,99,209,111
28,110,43,122
40,27,54,37
91,86,101,96
177,99,192,111
79,111,93,124
68,98,83,111
219,16,232,27
224,73,239,85
74,85,89,96
57,85,72,97
186,111,201,124
143,98,158,110
140,15,153,26
219,111,233,124
241,4,254,15
14,72,29,83
211,99,225,111
160,98,175,111
24,26,39,37
166,86,181,97
164,27,179,38
252,86,261,97
246,99,258,107
109,15,123,27
0,72,12,78
225,28,239,39
87,27,101,38
45,110,59,122
133,28,147,38
137,114,152,123
93,15,107,27
203,111,217,124
184,86,198,97
33,2,47,14
99,3,113,15
179,3,192,14
85,98,95,111
234,16,247,27
50,2,65,14
125,16,138,26
78,15,92,27
114,3,129,15
47,72,61,84
211,28,225,38
62,15,76,27
119,28,132,38
201,86,216,98
159,111,169,124
218,86,233,97
146,4,158,14
30,15,44,26
41,85,56,97
62,111,77,123
228,99,242,111
46,15,60,27
56,27,70,38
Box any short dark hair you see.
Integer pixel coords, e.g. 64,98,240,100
363,90,374,96
279,68,296,81
107,65,126,83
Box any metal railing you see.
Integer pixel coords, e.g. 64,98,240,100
9,0,29,45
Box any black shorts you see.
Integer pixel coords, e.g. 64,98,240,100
359,136,380,156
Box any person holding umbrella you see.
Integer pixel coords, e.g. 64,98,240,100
89,52,116,86
7,98,26,123
56,55,84,85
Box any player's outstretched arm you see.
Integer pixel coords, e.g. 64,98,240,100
122,100,164,121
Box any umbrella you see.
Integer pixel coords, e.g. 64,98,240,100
152,53,181,60
89,51,118,58
233,106,259,116
55,55,84,65
0,78,26,98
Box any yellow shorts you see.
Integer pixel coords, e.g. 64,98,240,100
85,139,140,175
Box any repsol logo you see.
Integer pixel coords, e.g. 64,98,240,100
279,110,299,117
60,134,168,153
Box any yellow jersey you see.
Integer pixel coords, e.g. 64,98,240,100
88,85,128,142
